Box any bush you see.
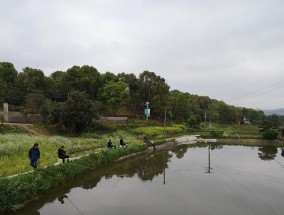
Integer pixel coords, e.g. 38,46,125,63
187,115,201,128
211,130,223,138
262,128,278,140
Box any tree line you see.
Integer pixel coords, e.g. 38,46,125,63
0,62,282,132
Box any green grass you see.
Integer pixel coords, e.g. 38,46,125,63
0,131,143,177
131,124,187,139
0,124,27,134
188,123,263,139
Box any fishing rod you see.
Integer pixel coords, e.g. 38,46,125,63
59,195,84,215
67,197,84,215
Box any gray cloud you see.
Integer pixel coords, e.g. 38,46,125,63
1,0,284,109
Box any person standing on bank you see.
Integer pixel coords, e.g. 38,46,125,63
58,146,70,163
29,143,40,169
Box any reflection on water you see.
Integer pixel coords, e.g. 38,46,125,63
258,145,278,160
10,143,284,215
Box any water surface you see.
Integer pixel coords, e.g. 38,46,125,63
11,144,284,215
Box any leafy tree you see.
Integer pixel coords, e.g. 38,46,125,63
60,91,97,133
174,93,190,123
101,72,117,84
0,62,18,103
51,71,65,82
21,67,46,92
188,115,202,128
262,128,278,140
23,91,54,123
61,65,102,99
263,114,284,128
101,81,129,116
24,92,47,114
117,73,140,113
138,71,170,118
215,102,239,124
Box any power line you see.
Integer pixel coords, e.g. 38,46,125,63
228,79,284,103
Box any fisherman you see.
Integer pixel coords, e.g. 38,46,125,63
119,137,127,147
150,139,156,151
144,135,156,151
58,146,70,163
29,143,40,169
107,139,116,149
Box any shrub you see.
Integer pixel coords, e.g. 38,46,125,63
211,130,223,138
187,115,201,128
262,128,278,140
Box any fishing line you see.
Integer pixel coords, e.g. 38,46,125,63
214,164,284,185
273,158,284,170
217,172,261,215
213,173,251,215
221,172,279,215
66,197,84,215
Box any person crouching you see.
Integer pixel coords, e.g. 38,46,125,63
58,146,70,163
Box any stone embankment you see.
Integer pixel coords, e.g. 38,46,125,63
174,135,217,144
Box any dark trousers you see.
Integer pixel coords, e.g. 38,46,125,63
30,159,38,169
60,155,70,163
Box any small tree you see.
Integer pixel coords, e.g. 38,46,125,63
262,128,278,140
101,81,129,116
188,115,201,128
60,91,97,133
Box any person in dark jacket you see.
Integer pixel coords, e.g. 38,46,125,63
119,138,127,147
107,139,116,149
58,146,70,163
29,143,40,169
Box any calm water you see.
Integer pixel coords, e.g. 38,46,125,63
11,144,284,215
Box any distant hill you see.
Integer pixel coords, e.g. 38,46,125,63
263,108,284,116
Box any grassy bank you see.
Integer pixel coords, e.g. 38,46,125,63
0,131,143,177
0,144,147,213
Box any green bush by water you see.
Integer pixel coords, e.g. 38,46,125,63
263,128,278,140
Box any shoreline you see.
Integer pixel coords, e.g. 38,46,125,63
1,136,284,213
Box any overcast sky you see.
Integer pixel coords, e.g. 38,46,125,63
1,0,284,110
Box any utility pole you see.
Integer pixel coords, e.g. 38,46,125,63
205,144,213,174
163,106,167,139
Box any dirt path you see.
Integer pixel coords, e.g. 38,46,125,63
4,122,50,136
21,125,43,135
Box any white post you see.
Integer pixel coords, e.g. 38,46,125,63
3,103,8,122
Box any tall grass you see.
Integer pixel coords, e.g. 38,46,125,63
0,132,143,177
131,124,186,139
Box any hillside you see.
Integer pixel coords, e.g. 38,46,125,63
263,108,284,116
